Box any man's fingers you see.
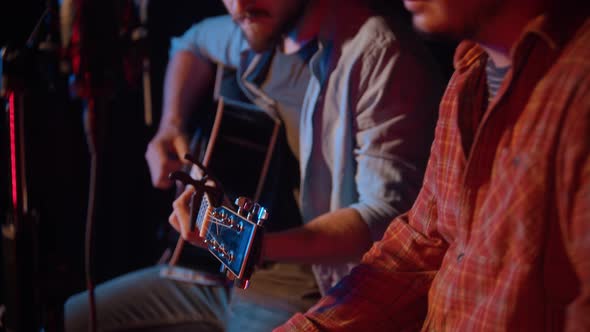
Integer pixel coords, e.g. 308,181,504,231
168,211,181,232
155,159,184,189
171,189,203,241
145,135,190,189
145,141,170,188
173,136,191,161
168,210,205,247
175,186,195,206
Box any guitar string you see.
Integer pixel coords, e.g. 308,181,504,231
201,217,235,264
199,212,236,241
196,206,233,229
198,204,246,248
205,216,234,229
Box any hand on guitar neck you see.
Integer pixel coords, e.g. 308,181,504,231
145,124,191,190
168,155,268,289
168,187,208,248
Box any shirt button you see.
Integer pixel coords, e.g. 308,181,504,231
457,253,465,262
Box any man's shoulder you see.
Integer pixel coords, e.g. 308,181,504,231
559,16,590,69
544,16,590,99
343,14,406,56
197,14,235,28
562,17,590,109
355,15,397,44
321,1,399,52
195,14,244,44
171,14,248,67
543,16,590,149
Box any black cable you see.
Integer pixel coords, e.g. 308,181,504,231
25,7,50,47
83,101,98,332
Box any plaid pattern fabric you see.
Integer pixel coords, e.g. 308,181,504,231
276,9,590,332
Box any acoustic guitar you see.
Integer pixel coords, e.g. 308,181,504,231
166,64,299,289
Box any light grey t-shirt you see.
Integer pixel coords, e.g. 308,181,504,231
230,45,321,313
259,45,315,160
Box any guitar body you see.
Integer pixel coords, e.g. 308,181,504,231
194,99,279,201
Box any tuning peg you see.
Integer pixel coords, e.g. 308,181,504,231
256,207,269,226
235,197,253,210
251,203,260,215
235,197,254,217
247,203,259,222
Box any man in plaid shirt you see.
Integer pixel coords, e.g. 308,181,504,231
277,0,590,331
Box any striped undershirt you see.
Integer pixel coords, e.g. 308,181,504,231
486,57,511,105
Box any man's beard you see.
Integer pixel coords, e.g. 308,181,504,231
240,0,310,53
243,27,283,53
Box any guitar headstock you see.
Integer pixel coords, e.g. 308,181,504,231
195,194,267,289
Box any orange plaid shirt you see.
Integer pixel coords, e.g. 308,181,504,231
277,9,590,332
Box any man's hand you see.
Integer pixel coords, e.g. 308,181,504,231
145,126,190,189
168,187,207,248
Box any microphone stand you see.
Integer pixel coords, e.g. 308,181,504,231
1,44,41,332
1,2,61,329
134,0,152,126
67,1,117,330
65,0,143,330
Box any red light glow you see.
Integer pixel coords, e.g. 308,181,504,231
9,92,17,209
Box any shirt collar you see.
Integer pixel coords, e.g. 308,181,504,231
308,0,373,84
453,41,485,72
454,4,589,73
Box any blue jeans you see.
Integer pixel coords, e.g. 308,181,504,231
64,265,305,331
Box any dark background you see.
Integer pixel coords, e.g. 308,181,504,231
0,1,454,331
0,1,227,330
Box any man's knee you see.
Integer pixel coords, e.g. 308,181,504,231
63,291,88,332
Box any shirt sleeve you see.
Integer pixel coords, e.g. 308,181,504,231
561,75,590,332
276,141,449,331
348,27,444,241
168,15,248,68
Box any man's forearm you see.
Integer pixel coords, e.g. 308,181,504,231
160,51,216,131
263,208,373,264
